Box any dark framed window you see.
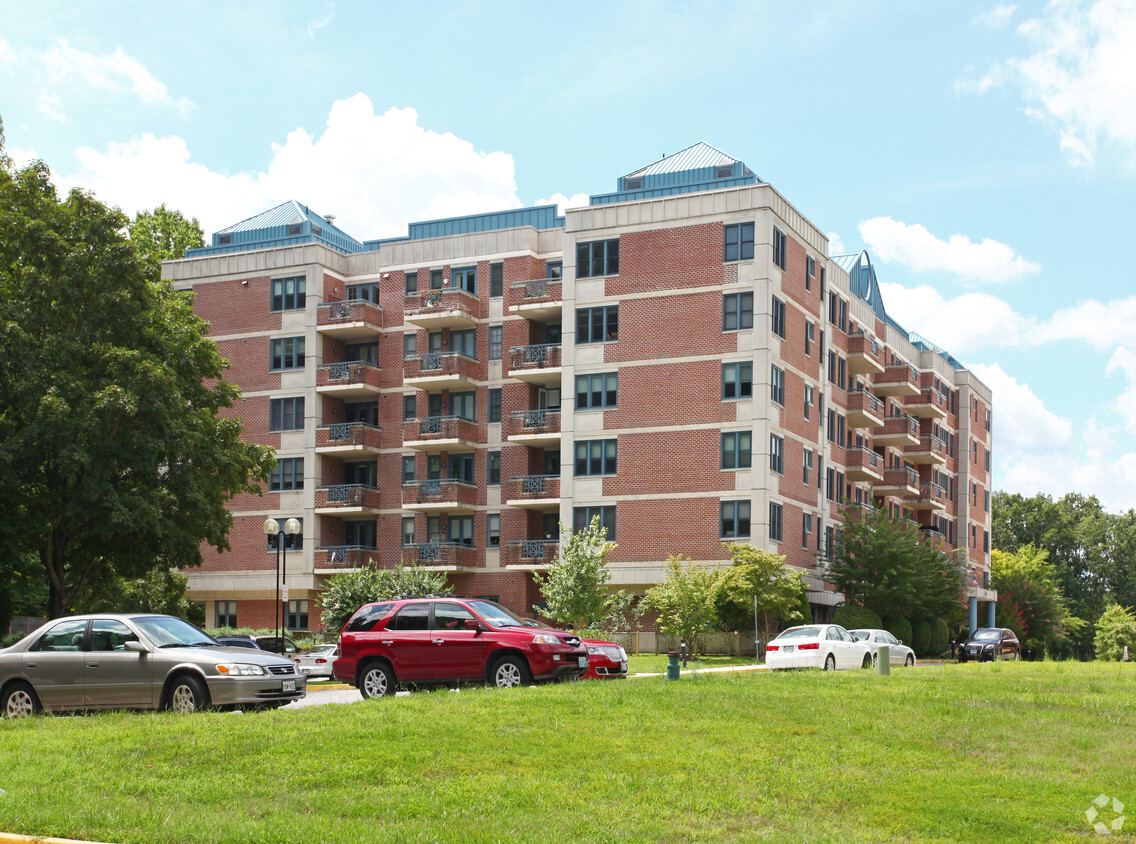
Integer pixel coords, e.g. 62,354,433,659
448,515,474,546
447,329,473,359
773,228,787,270
271,276,306,311
346,342,378,365
575,439,617,476
576,372,618,408
487,514,500,547
723,362,752,400
771,365,785,406
721,431,752,469
769,501,783,542
403,394,416,421
802,513,813,549
449,454,475,484
724,222,754,262
270,337,305,370
488,451,501,485
804,385,813,420
576,306,619,343
269,457,304,491
803,449,813,484
573,505,616,540
577,239,619,278
723,292,753,331
805,322,815,356
405,271,418,294
721,500,751,539
269,397,304,432
344,520,375,548
402,516,415,547
488,389,502,423
452,266,476,294
348,282,379,304
806,256,815,290
546,261,563,280
490,263,504,298
770,434,784,474
215,600,237,628
489,325,503,361
451,391,475,421
402,456,415,483
404,333,417,358
430,269,444,290
771,296,786,339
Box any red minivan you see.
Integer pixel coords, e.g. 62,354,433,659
334,598,589,698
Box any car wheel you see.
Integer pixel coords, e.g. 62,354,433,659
491,656,531,688
871,651,878,668
3,682,40,719
168,674,209,714
823,653,836,671
861,653,872,669
359,662,395,699
905,654,915,667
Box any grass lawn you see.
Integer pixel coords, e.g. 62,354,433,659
1,662,1135,843
628,653,757,674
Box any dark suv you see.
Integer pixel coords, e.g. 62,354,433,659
334,598,589,697
958,627,1021,662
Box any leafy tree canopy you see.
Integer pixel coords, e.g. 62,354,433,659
715,543,805,641
318,564,452,635
1094,602,1136,661
991,545,1077,653
129,204,205,267
533,516,617,631
645,555,721,653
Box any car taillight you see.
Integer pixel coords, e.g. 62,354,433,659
765,644,779,651
797,643,820,650
315,658,327,664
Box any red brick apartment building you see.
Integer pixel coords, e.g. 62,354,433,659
162,143,995,635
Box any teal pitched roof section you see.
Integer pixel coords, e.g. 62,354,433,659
362,205,564,251
184,200,364,257
591,141,759,205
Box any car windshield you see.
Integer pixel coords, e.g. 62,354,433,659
972,629,1001,641
465,600,526,629
776,626,822,640
134,616,219,648
850,631,871,642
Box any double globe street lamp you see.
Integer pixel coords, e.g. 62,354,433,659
263,517,302,649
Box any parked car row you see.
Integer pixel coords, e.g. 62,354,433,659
764,625,920,670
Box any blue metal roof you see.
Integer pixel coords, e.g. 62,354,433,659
185,200,364,257
362,205,564,251
593,141,759,205
623,142,748,178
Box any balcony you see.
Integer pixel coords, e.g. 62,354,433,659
504,475,560,509
846,390,884,430
847,332,885,376
504,409,562,448
905,387,949,419
402,479,478,513
872,466,920,498
403,542,480,571
314,484,381,515
911,481,948,511
844,446,884,483
315,422,382,456
316,300,382,341
316,361,382,400
404,289,479,330
314,546,378,571
905,434,948,465
508,278,563,322
504,540,560,570
507,344,562,386
872,414,920,447
874,363,920,397
403,353,480,392
402,416,479,454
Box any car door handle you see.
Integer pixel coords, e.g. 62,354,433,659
380,640,393,646
432,639,444,645
87,662,99,668
25,663,36,670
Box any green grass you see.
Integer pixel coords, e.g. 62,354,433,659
2,662,1135,842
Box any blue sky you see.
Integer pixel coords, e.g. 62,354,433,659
3,1,1135,509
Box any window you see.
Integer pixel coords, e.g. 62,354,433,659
984,530,990,553
451,391,475,421
626,177,644,190
803,449,813,484
806,256,815,291
577,372,619,408
722,431,752,469
402,456,415,483
285,600,308,631
573,505,616,540
771,365,785,406
546,261,563,280
405,271,418,294
345,342,378,365
488,451,501,485
985,407,991,432
771,296,786,339
576,306,619,343
449,454,474,484
218,235,232,246
828,351,837,384
838,356,846,390
487,514,500,547
723,362,752,400
270,457,303,491
724,222,754,262
488,389,502,423
819,267,826,298
770,434,784,474
271,337,305,370
805,321,814,356
402,516,415,547
985,447,991,472
577,239,619,278
575,439,617,476
347,282,379,304
723,292,754,331
403,394,416,421
826,467,835,501
269,397,304,431
215,601,237,628
770,501,783,542
343,461,375,487
430,269,444,290
721,500,751,539
984,490,990,513
451,329,476,358
449,515,474,546
802,513,813,548
452,266,476,294
271,276,305,311
804,385,813,420
715,164,734,179
488,325,503,361
490,263,504,298
773,228,787,270
404,333,417,359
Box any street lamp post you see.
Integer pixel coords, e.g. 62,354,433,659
263,517,302,649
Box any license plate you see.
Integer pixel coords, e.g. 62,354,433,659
783,645,794,653
282,680,296,692
578,656,588,668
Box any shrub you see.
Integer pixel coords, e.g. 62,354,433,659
832,605,882,631
929,617,950,657
1094,603,1136,661
884,616,913,647
910,618,932,656
798,591,813,626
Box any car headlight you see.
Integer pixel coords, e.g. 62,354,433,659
531,634,561,645
215,663,266,676
587,645,602,654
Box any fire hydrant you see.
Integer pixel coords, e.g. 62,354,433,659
666,651,681,680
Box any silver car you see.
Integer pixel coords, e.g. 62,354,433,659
0,613,306,718
293,643,337,679
849,628,917,667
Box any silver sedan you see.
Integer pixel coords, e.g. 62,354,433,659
849,628,917,667
0,613,306,718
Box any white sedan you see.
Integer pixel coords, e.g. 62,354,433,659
293,644,338,679
849,628,916,668
764,624,873,670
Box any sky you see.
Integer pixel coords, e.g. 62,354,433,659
2,1,1135,510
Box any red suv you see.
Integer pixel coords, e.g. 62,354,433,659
334,598,589,697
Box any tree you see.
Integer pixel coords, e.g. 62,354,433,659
645,555,721,654
72,564,204,626
825,504,965,623
533,516,617,631
991,545,1078,656
714,543,805,648
129,204,204,266
1094,602,1136,661
318,564,452,635
0,127,276,618
0,551,48,636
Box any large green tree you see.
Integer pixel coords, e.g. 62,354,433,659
129,204,204,267
714,543,805,647
991,545,1081,656
0,125,276,618
645,555,721,653
533,516,618,631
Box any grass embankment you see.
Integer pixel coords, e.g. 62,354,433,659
1,662,1135,843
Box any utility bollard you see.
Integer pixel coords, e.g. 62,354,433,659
877,645,890,676
666,651,681,680
680,640,688,667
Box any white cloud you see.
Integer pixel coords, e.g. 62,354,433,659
877,282,1035,357
971,363,1072,453
37,91,64,122
860,216,1040,284
307,4,335,37
1105,346,1136,435
56,94,523,239
1031,295,1136,351
826,231,846,255
961,0,1136,168
972,5,1017,28
535,192,590,216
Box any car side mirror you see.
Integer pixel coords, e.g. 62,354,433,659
124,640,150,654
463,618,483,632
